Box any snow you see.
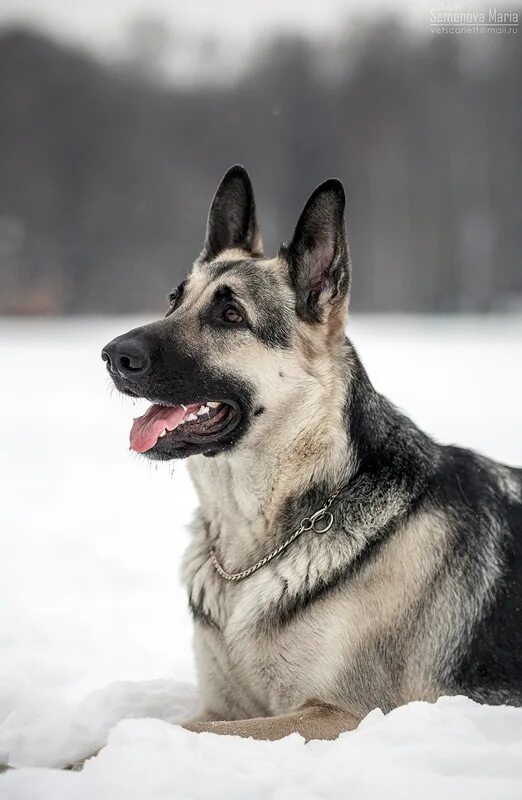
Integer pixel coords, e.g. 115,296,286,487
1,315,521,799
2,698,522,799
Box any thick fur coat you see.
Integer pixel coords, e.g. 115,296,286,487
104,166,522,739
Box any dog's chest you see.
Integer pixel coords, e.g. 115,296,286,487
182,526,353,715
184,554,280,710
184,532,279,637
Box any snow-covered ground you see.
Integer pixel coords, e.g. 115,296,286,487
0,315,521,799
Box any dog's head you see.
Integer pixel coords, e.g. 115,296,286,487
102,166,351,460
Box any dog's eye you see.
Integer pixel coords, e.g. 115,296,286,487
166,283,185,317
221,305,243,324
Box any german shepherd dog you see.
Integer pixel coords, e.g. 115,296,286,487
103,166,522,741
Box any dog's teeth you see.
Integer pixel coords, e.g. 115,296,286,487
186,413,198,422
181,404,187,411
159,429,167,437
197,406,209,416
207,401,220,408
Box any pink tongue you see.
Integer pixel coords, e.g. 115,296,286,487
129,403,199,453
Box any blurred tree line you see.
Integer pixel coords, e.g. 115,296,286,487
0,24,520,315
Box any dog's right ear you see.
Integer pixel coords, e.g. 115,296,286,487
200,165,263,262
282,179,350,326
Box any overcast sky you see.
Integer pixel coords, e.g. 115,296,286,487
0,0,468,47
0,0,492,83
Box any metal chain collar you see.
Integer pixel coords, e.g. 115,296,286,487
209,486,343,582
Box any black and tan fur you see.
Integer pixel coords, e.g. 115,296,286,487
103,166,522,741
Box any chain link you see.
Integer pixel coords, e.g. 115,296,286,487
209,486,343,582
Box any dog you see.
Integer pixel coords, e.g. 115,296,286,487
102,165,522,741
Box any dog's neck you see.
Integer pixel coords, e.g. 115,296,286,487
188,341,357,566
187,340,438,577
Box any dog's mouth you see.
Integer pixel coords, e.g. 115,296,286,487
129,400,239,453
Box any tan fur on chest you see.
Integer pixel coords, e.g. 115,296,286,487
182,507,451,719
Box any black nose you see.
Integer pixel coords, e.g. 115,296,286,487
102,337,151,378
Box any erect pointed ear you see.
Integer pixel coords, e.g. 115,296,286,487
283,179,350,324
200,165,263,262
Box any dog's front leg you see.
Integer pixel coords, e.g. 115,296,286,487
183,702,360,742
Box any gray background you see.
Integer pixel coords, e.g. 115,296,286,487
0,1,520,315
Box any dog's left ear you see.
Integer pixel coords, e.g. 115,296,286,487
200,165,263,262
283,179,350,324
